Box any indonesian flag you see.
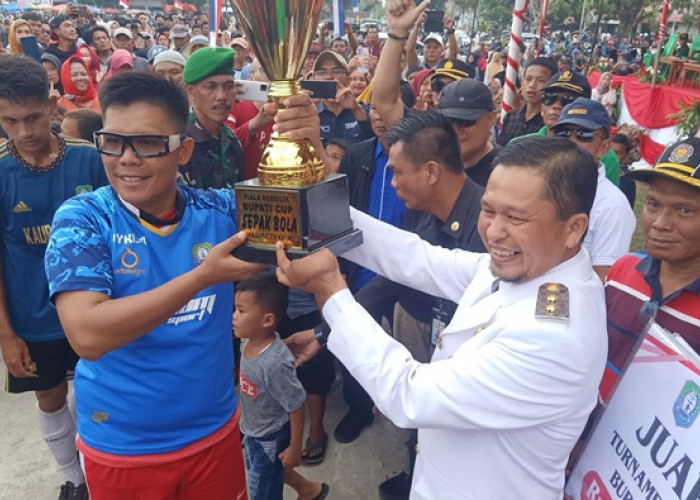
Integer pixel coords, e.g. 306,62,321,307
173,0,184,10
119,0,129,9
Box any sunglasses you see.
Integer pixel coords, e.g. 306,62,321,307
94,131,185,158
542,92,577,107
431,79,446,93
451,118,477,128
553,128,598,143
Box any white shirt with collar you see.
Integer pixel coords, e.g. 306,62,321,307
324,208,607,500
583,164,636,267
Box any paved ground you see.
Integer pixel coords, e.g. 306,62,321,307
0,359,408,500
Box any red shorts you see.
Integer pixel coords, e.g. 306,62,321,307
81,413,247,500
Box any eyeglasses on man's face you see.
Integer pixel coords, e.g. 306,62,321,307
94,131,185,158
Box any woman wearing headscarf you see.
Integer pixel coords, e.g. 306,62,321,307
592,71,617,116
104,49,134,80
9,19,32,55
485,51,502,84
77,42,101,85
57,55,101,112
410,68,434,111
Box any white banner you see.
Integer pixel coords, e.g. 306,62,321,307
566,327,700,500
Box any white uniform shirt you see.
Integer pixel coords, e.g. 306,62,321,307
583,165,636,267
325,208,608,500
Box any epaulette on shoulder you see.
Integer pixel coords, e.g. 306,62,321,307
0,141,9,160
535,282,569,323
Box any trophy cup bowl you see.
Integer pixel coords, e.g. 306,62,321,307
231,0,362,263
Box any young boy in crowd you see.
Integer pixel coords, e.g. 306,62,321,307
235,271,329,500
498,57,558,145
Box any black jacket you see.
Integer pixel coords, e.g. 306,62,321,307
338,136,379,212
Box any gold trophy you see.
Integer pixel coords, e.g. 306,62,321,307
231,0,362,263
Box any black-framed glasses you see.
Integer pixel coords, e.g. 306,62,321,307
542,92,577,107
553,128,597,143
94,131,185,158
451,118,477,128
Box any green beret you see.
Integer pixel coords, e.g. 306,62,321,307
183,47,236,84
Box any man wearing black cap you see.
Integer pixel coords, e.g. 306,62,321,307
45,15,77,68
603,137,700,400
515,70,621,187
551,98,635,281
372,0,497,189
438,79,499,188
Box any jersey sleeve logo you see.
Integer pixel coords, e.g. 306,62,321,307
193,242,212,266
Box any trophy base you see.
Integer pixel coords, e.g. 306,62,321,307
232,174,363,264
233,227,363,264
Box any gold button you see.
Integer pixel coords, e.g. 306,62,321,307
546,304,557,314
547,283,559,292
450,221,460,232
546,295,558,304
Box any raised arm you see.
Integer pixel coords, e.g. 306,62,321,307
445,15,458,59
405,13,426,69
372,0,431,128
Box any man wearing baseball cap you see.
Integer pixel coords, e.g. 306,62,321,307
515,70,621,186
112,26,149,70
153,49,186,85
312,50,372,145
551,98,635,281
602,137,700,405
438,79,500,187
171,23,190,52
421,33,445,69
230,37,252,80
45,15,77,68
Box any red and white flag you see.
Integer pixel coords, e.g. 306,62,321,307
173,0,184,10
119,0,129,9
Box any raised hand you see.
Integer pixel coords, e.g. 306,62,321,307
386,0,432,33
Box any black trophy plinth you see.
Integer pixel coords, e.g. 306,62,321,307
232,173,363,264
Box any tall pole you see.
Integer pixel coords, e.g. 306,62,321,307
651,0,670,89
502,0,531,119
579,0,586,33
538,0,549,54
470,0,480,43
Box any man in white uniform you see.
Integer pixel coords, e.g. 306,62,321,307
278,135,608,499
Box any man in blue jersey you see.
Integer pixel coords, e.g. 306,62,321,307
0,55,108,500
44,71,320,498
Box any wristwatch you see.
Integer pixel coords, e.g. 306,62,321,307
314,322,330,347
